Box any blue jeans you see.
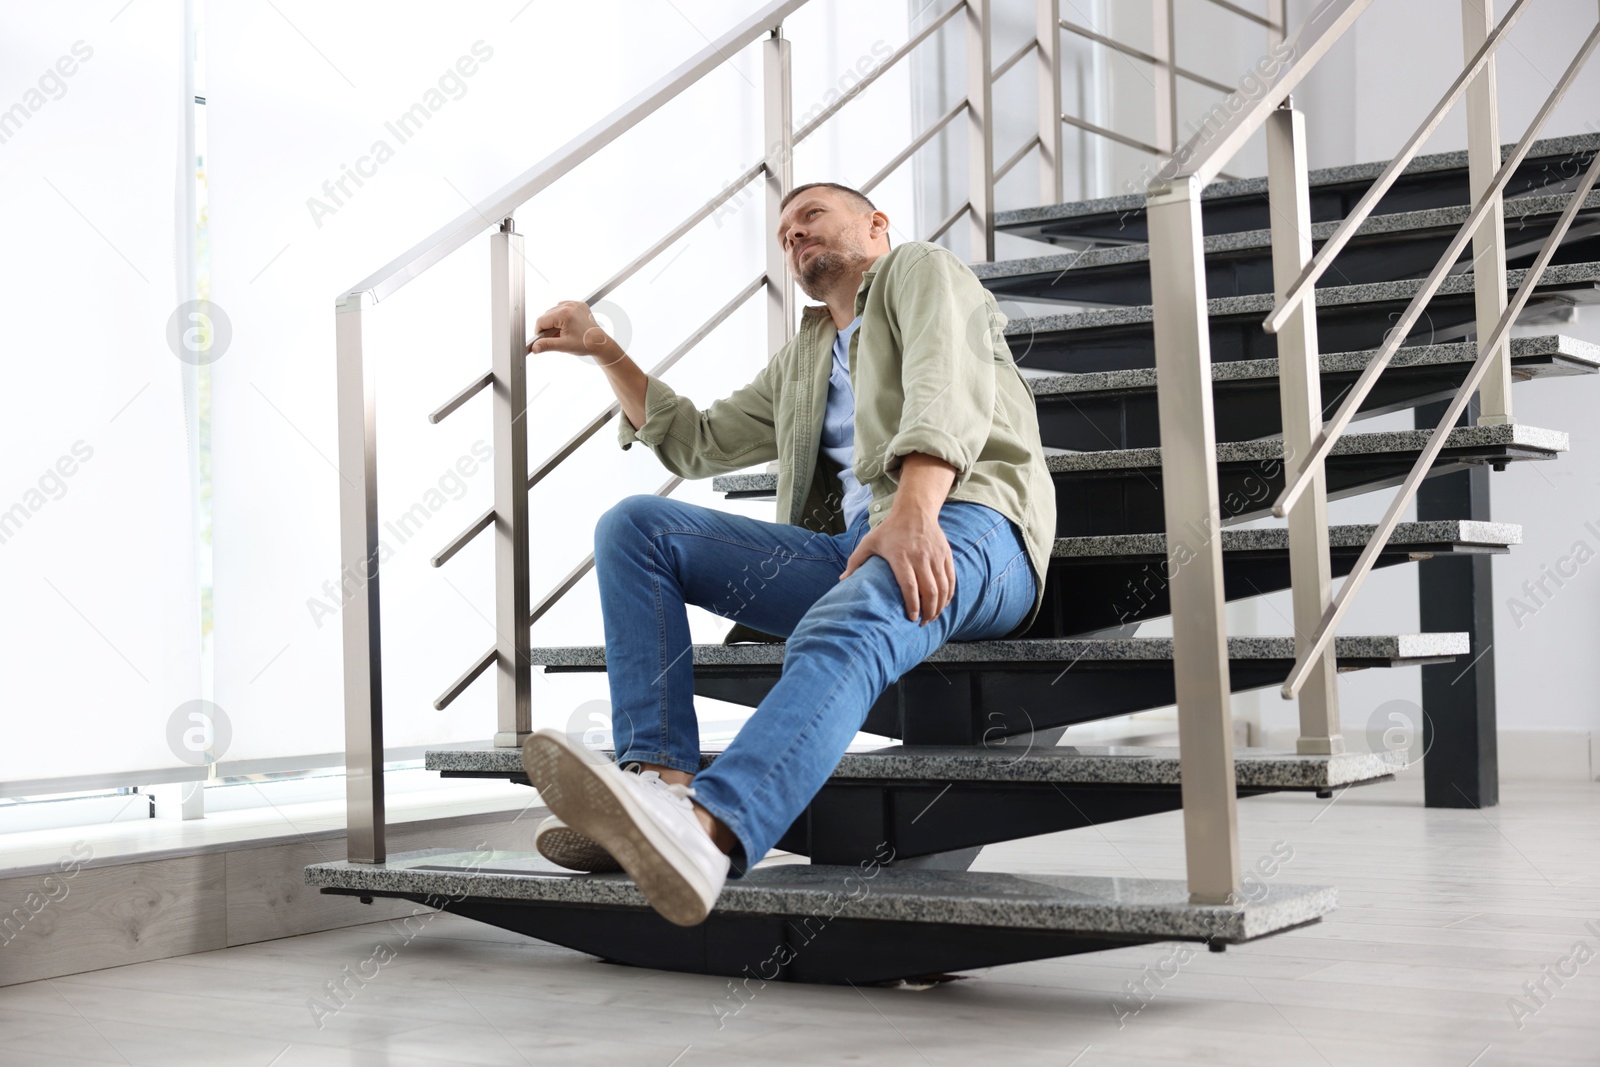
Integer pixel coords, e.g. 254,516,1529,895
591,494,1036,877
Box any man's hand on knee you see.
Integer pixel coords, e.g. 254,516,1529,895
839,506,955,625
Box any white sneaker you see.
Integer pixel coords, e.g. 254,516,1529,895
533,814,622,873
521,728,731,926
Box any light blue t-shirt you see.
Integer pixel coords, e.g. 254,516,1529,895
819,316,873,530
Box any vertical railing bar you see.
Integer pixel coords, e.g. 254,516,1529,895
1267,0,1288,45
1151,0,1178,157
1147,177,1242,906
764,27,795,354
334,292,385,864
1037,0,1064,207
491,218,532,749
1462,0,1513,426
966,0,996,262
1267,101,1343,754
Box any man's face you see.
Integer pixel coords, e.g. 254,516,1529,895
775,190,887,300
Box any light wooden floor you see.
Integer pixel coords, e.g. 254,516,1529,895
2,774,1597,1066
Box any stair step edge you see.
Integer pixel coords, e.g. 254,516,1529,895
1053,520,1523,556
1003,261,1600,336
992,132,1600,227
1024,334,1600,398
425,745,1405,790
304,849,1334,941
524,632,1467,668
980,188,1600,277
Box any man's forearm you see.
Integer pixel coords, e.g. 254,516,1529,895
594,337,648,430
892,452,958,514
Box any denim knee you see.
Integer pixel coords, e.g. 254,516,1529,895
594,493,671,550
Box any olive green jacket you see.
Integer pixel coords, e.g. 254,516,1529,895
616,240,1054,645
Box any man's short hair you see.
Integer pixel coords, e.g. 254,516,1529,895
780,182,890,248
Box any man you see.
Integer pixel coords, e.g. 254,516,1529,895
520,182,1055,927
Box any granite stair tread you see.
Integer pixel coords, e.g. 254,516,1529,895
712,423,1567,497
1053,519,1521,557
994,132,1599,245
305,848,1333,943
1003,261,1600,342
1042,422,1567,473
1021,334,1600,398
522,632,1467,669
426,742,1405,790
979,190,1600,305
993,261,1600,373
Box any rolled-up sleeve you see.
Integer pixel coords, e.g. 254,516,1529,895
881,246,998,489
616,360,781,479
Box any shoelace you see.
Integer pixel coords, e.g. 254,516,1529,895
634,768,698,804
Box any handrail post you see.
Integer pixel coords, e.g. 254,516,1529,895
1147,176,1242,906
764,27,795,350
966,0,995,262
1036,0,1063,207
1151,0,1178,156
1462,0,1513,426
491,218,532,748
1267,0,1287,45
1267,102,1344,755
335,291,385,863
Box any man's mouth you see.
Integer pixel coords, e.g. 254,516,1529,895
797,242,821,264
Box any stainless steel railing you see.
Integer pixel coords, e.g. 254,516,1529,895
1145,0,1599,905
1142,0,1373,904
333,0,1449,919
334,0,1080,864
1268,16,1600,699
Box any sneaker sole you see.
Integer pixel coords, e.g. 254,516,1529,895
535,821,622,874
521,730,719,927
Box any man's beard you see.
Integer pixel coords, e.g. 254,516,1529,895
796,242,861,300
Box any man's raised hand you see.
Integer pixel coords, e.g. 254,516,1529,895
529,300,619,363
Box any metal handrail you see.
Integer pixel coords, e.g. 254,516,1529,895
1263,0,1534,334
1058,18,1232,95
793,0,964,144
1271,18,1600,520
429,161,770,425
424,1,984,708
338,0,1306,907
1165,0,1372,188
429,273,767,566
1203,0,1283,32
433,473,686,711
1280,140,1600,698
339,0,811,306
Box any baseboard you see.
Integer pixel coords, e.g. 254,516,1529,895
0,805,543,988
1256,726,1598,782
1497,730,1598,782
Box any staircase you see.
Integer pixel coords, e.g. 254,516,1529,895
307,0,1600,985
